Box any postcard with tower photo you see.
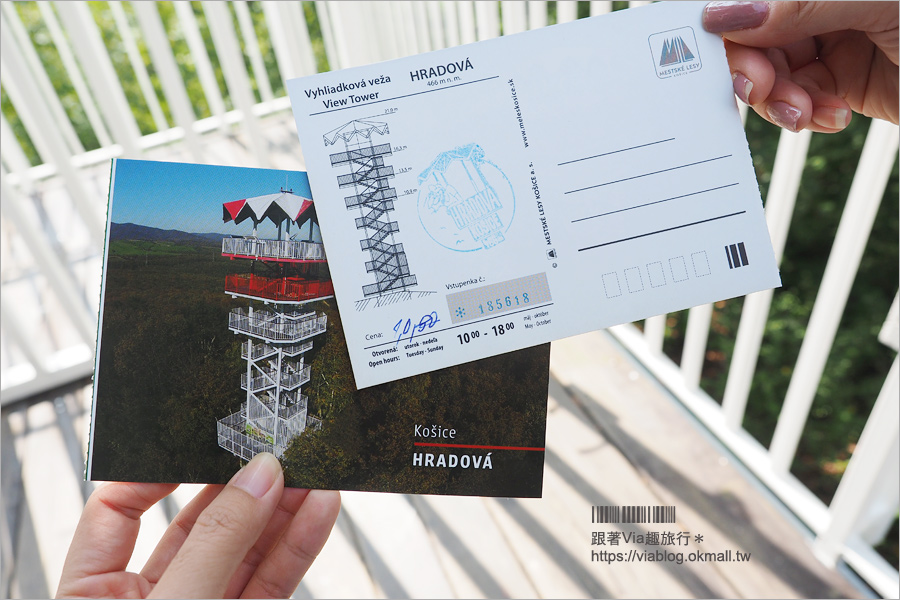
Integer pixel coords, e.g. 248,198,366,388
87,159,550,497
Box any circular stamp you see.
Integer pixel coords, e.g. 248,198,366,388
417,144,515,252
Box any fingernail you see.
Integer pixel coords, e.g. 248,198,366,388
231,452,281,498
766,101,801,132
703,1,769,33
812,107,850,130
732,72,753,104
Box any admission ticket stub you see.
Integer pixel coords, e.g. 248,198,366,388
288,1,780,389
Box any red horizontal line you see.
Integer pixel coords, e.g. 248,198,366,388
414,442,545,451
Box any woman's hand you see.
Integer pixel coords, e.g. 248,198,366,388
57,453,340,599
703,1,899,131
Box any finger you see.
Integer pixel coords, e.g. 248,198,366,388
779,38,818,72
60,483,177,583
240,490,341,599
140,484,224,583
723,40,775,104
149,453,284,599
791,63,852,132
223,487,312,597
752,76,813,132
703,2,897,47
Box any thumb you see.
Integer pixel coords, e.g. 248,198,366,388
703,1,898,47
149,453,284,599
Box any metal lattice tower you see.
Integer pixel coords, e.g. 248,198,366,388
216,190,332,460
325,120,417,297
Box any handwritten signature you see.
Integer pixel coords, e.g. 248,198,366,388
394,312,440,345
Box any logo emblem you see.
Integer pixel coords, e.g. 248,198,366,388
648,27,702,79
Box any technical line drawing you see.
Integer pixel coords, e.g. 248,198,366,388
417,143,515,252
325,119,419,298
217,189,332,460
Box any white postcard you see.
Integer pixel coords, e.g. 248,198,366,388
288,1,780,389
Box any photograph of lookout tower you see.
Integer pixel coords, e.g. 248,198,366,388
217,187,333,461
88,159,550,497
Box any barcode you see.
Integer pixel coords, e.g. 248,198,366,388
592,505,676,524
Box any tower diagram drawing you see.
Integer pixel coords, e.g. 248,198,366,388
325,119,418,299
216,189,333,460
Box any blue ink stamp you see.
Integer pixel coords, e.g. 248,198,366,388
417,144,515,252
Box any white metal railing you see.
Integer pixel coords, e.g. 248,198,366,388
223,237,327,262
0,2,896,595
279,389,310,408
242,340,316,361
228,308,327,343
610,118,899,598
240,364,312,392
242,340,277,361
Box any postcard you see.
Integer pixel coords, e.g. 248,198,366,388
87,159,549,497
287,1,781,389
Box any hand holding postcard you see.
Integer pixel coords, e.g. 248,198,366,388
287,1,781,389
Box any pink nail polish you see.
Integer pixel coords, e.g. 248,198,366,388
766,102,801,132
732,72,753,104
703,2,769,33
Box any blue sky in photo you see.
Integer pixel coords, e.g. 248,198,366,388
109,159,314,236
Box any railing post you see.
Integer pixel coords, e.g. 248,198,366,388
457,1,477,44
107,2,169,133
171,1,227,119
0,19,105,245
590,2,613,16
233,1,274,103
53,1,141,156
556,1,578,23
425,1,446,50
721,128,812,429
0,2,85,155
202,1,270,167
643,314,666,354
501,1,527,35
813,357,899,564
131,2,204,162
0,174,96,346
474,1,499,40
36,1,113,148
680,303,713,388
314,2,343,70
769,121,899,472
0,114,35,187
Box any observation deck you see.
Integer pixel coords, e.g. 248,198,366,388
225,273,334,304
222,236,326,263
228,308,327,343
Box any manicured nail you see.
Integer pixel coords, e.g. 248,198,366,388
231,452,281,498
812,107,850,130
766,101,801,132
703,1,769,33
732,72,753,104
